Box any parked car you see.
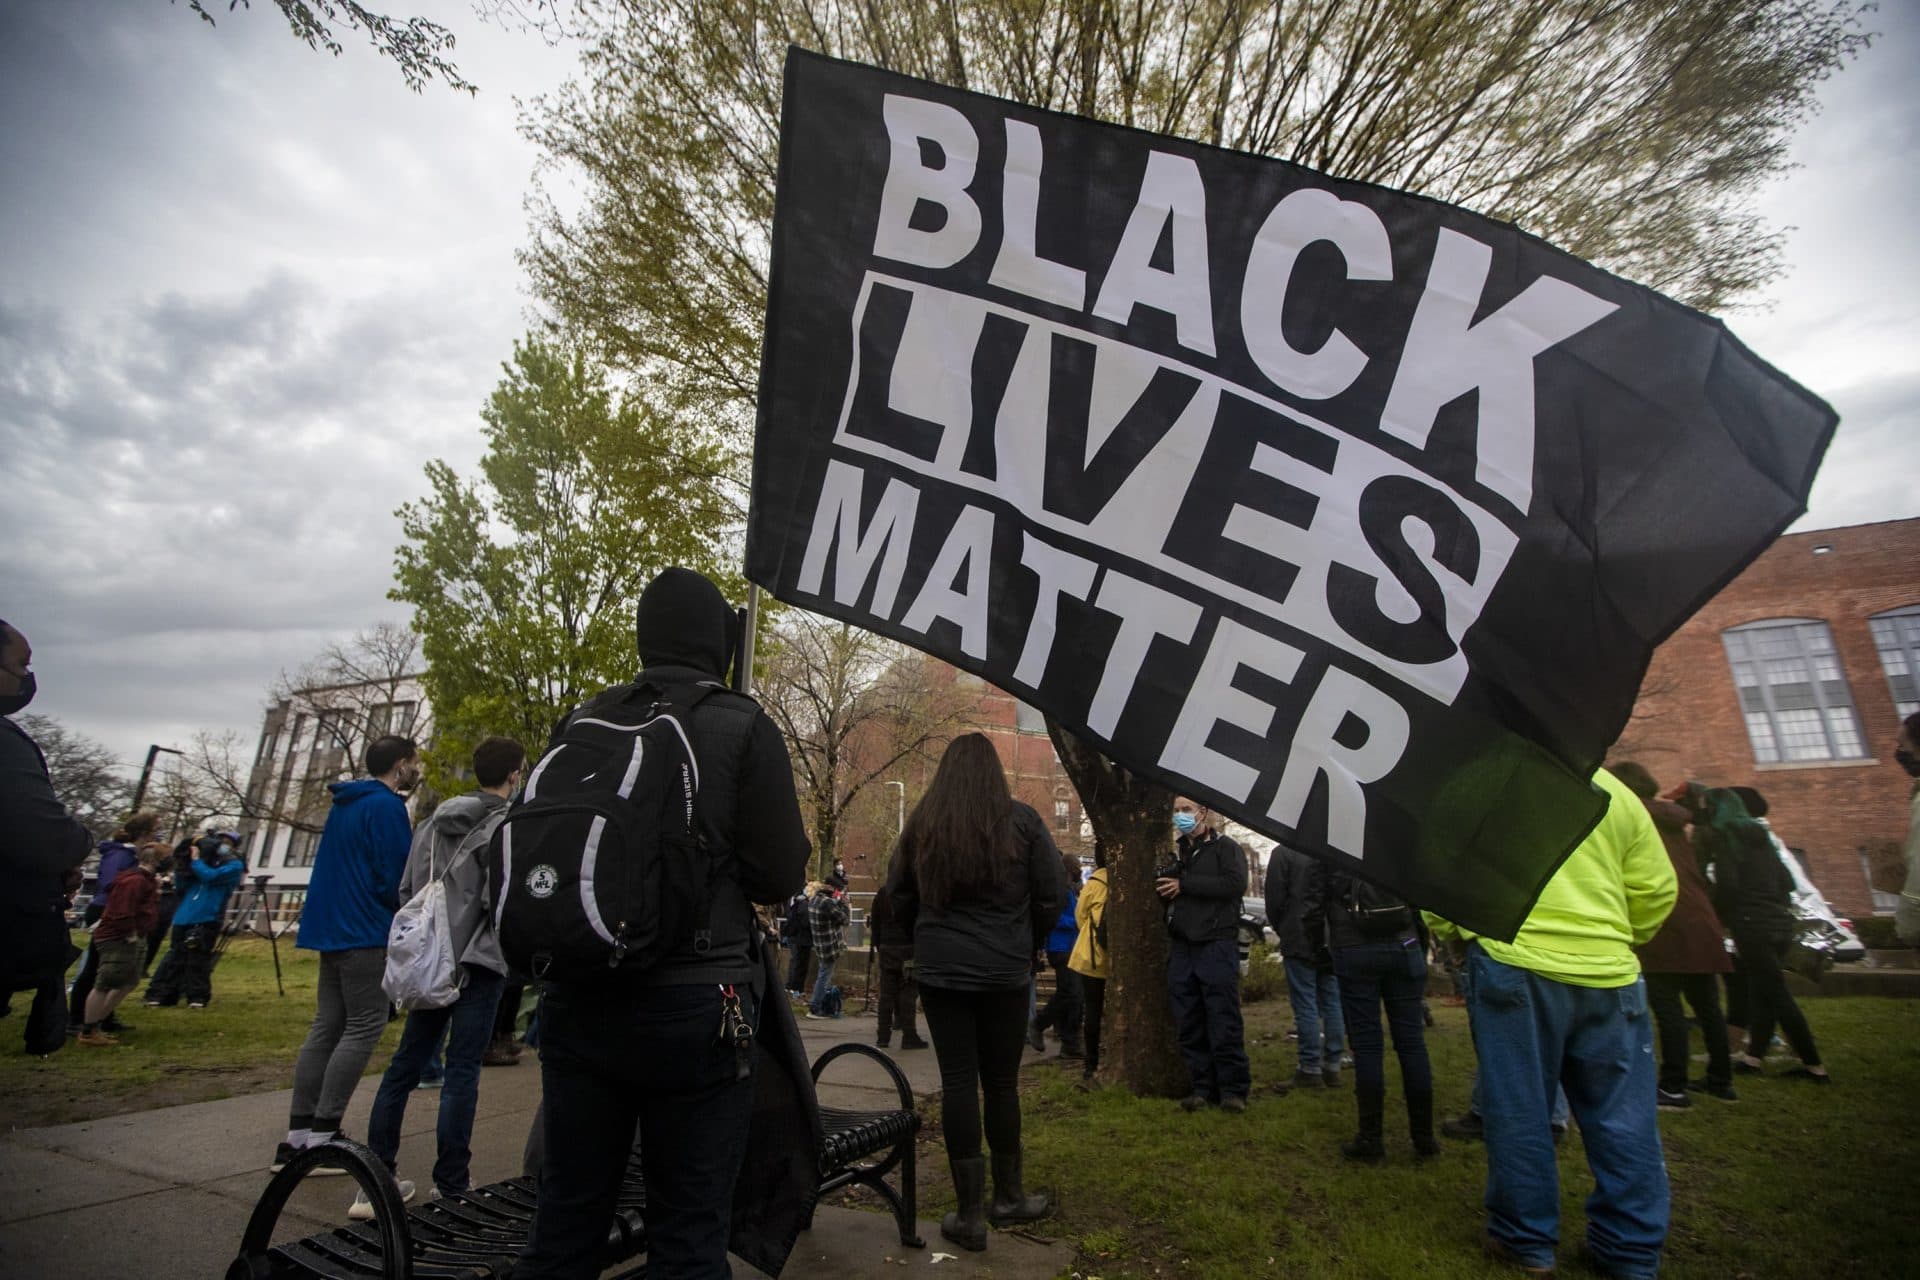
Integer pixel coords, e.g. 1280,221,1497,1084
1758,822,1866,962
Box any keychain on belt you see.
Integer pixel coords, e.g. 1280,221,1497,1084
718,984,754,1080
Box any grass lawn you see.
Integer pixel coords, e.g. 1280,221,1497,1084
0,936,400,1130
906,986,1918,1279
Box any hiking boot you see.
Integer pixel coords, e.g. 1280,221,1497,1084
1179,1093,1211,1112
76,1029,119,1046
987,1147,1051,1225
1483,1231,1557,1276
483,1040,521,1067
1441,1112,1485,1141
1407,1090,1439,1158
1220,1095,1248,1114
1321,1068,1343,1088
941,1156,988,1252
875,1035,891,1049
1026,1021,1046,1052
1656,1087,1691,1110
1687,1078,1738,1102
1291,1068,1324,1090
348,1178,417,1221
900,1033,930,1050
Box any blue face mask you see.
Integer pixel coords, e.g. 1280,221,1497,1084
1172,811,1198,836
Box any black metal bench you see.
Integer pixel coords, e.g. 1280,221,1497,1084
226,1043,922,1279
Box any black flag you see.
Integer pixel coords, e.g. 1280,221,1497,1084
747,48,1835,939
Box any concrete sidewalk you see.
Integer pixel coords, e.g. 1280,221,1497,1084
0,1004,1073,1279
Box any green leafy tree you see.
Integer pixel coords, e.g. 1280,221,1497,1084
518,0,1871,1095
392,336,736,795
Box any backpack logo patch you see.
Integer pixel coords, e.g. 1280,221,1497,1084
525,865,559,899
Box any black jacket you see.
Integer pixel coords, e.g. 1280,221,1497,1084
884,802,1063,991
868,878,912,948
1166,829,1245,943
1303,862,1420,952
1262,843,1321,959
1707,824,1799,944
1,717,90,991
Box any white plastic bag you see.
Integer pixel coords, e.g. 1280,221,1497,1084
384,876,461,1010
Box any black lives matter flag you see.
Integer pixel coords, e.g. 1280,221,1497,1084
746,48,1835,938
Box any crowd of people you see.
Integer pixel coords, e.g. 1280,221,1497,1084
5,599,1920,1279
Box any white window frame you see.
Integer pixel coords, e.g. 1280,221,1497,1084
1869,604,1920,719
1722,619,1867,764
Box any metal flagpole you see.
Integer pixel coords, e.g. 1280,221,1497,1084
736,582,760,696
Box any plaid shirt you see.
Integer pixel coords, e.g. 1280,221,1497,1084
808,891,848,961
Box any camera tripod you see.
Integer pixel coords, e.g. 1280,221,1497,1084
213,873,287,996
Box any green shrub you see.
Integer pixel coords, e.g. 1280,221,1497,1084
1853,916,1904,950
1241,941,1286,1002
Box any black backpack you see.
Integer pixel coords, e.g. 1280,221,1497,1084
1347,875,1415,939
487,681,720,982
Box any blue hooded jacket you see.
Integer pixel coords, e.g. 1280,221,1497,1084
295,778,414,953
173,844,245,927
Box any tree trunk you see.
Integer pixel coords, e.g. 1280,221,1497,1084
1047,719,1187,1097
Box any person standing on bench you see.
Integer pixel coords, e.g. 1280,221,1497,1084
272,734,420,1174
881,733,1063,1253
517,567,810,1280
350,735,527,1220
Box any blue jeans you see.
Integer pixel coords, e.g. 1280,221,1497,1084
1168,936,1249,1101
1466,949,1669,1279
1472,1070,1571,1129
1332,939,1431,1095
809,952,839,1015
1282,957,1346,1072
519,982,758,1279
367,969,506,1193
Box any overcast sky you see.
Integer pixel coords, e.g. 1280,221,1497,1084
3,1,1915,784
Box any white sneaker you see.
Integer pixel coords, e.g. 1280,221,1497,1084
348,1178,416,1221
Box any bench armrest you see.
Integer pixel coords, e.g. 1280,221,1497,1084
227,1139,414,1280
810,1042,917,1117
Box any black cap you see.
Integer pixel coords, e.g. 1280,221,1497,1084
635,567,737,678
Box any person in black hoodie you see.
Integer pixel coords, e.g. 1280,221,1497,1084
1692,787,1828,1083
0,619,91,1054
517,568,811,1280
1302,861,1437,1162
1161,796,1252,1113
883,733,1063,1253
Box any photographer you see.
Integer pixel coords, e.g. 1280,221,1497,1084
1159,796,1251,1113
143,830,245,1008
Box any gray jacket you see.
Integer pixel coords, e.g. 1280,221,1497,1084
399,789,509,977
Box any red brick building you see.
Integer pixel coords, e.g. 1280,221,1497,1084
1621,518,1919,918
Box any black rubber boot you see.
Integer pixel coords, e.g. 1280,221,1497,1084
1342,1086,1387,1163
1408,1089,1440,1158
941,1155,988,1252
987,1146,1051,1225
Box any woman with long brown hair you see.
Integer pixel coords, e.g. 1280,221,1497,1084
881,733,1063,1252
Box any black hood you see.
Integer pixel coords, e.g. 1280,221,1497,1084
635,567,737,679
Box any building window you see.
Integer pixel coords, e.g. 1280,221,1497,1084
1869,605,1920,719
1053,795,1071,833
283,828,322,868
1856,849,1901,916
368,700,419,740
1722,619,1867,764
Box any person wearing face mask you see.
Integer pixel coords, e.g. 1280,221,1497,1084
1159,796,1252,1113
0,618,93,1054
276,734,421,1168
1894,711,1920,948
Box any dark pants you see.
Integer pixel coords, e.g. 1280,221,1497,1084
368,970,506,1193
1167,936,1249,1102
144,923,218,1006
1735,933,1821,1067
518,982,758,1280
145,896,177,972
493,980,524,1044
920,984,1028,1161
785,943,811,993
875,943,919,1041
68,903,106,1022
1333,937,1432,1096
1644,971,1731,1091
1032,952,1082,1048
1078,974,1106,1078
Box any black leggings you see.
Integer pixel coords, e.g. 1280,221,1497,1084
920,985,1028,1161
1080,975,1106,1077
1736,933,1821,1067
